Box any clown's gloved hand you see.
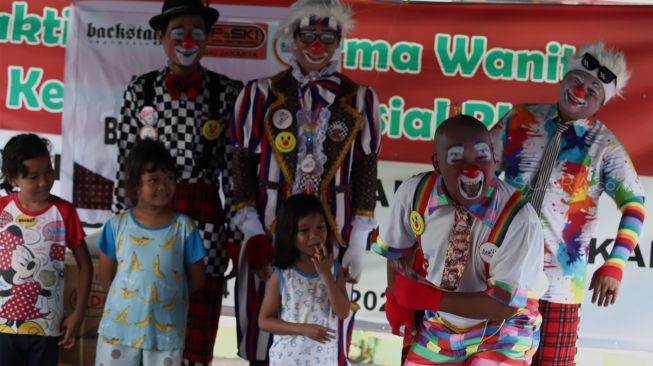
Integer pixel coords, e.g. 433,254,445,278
342,226,369,283
384,288,414,336
245,234,273,271
393,272,443,311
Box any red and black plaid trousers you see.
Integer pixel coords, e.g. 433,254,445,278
172,182,225,227
183,276,224,364
532,300,580,366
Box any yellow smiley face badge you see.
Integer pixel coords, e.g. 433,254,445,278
202,120,223,141
409,210,425,236
275,132,296,153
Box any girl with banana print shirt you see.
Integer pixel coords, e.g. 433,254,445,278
96,139,206,366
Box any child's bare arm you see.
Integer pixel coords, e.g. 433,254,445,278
314,243,350,319
59,241,93,348
186,260,205,293
99,252,117,293
325,265,351,319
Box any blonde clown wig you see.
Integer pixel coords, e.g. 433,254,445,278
567,42,631,104
276,0,355,42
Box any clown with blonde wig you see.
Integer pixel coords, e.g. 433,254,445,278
230,0,382,364
490,42,645,365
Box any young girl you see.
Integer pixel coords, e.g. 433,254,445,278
258,194,351,366
96,139,206,365
0,133,92,365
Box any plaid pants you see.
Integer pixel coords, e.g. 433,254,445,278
531,300,580,366
182,276,224,365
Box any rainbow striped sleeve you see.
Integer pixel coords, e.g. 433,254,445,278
595,196,646,281
372,236,413,260
485,279,540,311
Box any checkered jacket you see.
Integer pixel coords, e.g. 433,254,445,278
112,65,243,276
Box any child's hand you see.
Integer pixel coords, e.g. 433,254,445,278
58,311,83,349
300,323,336,343
312,242,333,278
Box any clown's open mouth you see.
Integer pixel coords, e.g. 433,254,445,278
566,89,586,107
302,50,328,64
458,172,484,200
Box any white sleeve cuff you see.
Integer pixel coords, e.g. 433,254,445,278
234,206,265,242
348,215,377,249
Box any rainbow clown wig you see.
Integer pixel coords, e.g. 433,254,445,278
566,42,631,104
276,0,355,42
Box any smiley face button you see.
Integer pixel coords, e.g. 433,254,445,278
275,132,296,153
202,119,222,141
409,210,425,236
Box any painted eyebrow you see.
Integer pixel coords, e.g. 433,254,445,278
448,144,463,148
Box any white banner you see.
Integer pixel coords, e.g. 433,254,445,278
62,0,653,353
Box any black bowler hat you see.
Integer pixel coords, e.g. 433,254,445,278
149,0,220,31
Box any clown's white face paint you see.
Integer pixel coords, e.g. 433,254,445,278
159,15,207,72
170,27,205,66
558,70,605,122
440,139,494,205
293,25,340,74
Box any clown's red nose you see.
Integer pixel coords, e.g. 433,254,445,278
310,42,324,54
181,39,194,49
573,85,586,98
462,166,481,178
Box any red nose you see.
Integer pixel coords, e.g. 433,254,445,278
573,85,586,98
310,42,324,54
461,166,481,178
181,39,194,49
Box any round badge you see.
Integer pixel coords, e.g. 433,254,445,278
202,119,222,141
139,125,158,140
409,210,425,236
275,131,296,153
300,154,316,173
272,109,293,129
479,242,499,263
138,106,157,125
327,120,349,142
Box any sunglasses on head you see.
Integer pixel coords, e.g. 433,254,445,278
295,29,340,45
581,53,617,84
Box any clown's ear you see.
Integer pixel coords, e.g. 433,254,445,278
432,152,441,175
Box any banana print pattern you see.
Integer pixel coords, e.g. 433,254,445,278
120,287,138,299
172,270,184,281
132,335,146,348
134,311,152,328
116,232,124,254
163,295,177,312
128,235,153,246
97,210,206,350
153,255,165,279
143,283,161,304
159,234,177,253
112,307,129,325
126,252,143,273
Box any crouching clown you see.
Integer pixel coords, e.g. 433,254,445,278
375,115,548,365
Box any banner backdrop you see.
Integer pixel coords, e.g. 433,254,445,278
2,0,652,353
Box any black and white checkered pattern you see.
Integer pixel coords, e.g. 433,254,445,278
113,66,243,276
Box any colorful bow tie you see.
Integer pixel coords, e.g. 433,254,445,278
165,71,202,101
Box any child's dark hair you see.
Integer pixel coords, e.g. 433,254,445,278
125,139,177,206
273,194,331,269
1,134,51,193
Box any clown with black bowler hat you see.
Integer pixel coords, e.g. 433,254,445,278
110,0,244,365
